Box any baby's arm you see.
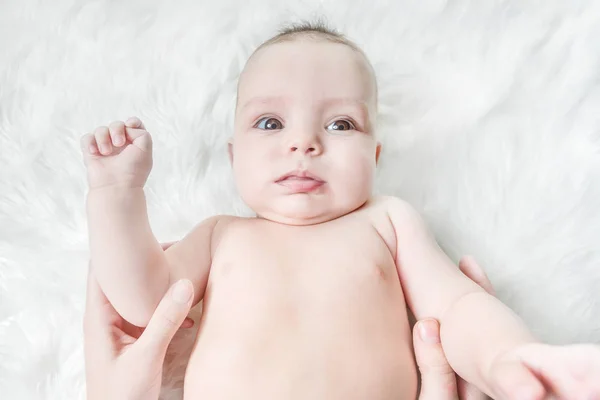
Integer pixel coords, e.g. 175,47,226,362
83,119,226,328
87,187,222,327
87,187,168,327
386,197,537,396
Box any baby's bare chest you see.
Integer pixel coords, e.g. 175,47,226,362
208,216,399,303
187,213,415,400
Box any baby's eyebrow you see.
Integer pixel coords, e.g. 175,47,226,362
240,96,369,120
240,96,288,110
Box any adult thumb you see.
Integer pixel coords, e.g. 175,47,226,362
137,279,194,356
414,319,459,400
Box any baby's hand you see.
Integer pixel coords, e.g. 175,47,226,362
487,343,600,399
80,117,153,190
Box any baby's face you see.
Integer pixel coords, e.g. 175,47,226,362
230,40,380,225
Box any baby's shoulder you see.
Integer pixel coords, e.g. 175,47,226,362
205,214,268,238
184,214,240,242
364,195,425,234
204,214,242,236
365,195,415,215
180,215,241,254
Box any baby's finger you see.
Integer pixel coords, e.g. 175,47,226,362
489,359,545,400
80,133,99,156
124,126,152,152
458,256,496,296
123,127,148,142
94,126,113,155
414,319,459,400
108,120,126,147
125,116,145,130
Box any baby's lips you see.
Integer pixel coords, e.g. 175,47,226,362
275,169,324,183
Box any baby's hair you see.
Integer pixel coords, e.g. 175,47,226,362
255,18,365,57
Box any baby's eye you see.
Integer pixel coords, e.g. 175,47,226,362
255,117,283,130
327,119,355,132
253,117,356,131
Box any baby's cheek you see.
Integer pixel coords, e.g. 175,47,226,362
235,154,270,195
334,166,372,200
345,147,376,174
351,153,377,193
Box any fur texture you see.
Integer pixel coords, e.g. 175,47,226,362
1,0,599,398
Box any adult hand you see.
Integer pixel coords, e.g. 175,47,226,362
84,242,193,400
415,256,496,400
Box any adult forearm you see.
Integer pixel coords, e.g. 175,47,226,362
439,291,538,396
86,187,169,327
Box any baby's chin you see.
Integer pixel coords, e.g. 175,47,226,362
252,197,365,226
256,210,338,226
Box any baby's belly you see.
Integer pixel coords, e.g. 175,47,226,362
183,229,417,399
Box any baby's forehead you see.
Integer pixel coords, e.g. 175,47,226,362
236,41,377,112
241,40,373,80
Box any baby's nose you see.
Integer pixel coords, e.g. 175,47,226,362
289,136,322,155
290,144,316,153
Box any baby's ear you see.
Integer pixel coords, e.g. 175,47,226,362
227,140,234,165
375,142,382,165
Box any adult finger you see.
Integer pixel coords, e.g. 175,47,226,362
84,264,111,328
136,279,194,357
458,256,496,296
414,319,459,400
456,256,496,399
457,377,488,400
181,317,195,328
489,359,545,400
83,265,117,358
158,242,191,329
515,344,600,399
160,241,179,251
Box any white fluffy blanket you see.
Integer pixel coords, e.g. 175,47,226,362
1,0,599,398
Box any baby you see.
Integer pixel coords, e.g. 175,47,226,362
82,22,600,399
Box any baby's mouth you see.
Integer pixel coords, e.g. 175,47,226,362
276,172,325,193
276,170,324,182
279,176,317,181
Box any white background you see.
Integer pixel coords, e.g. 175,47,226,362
1,0,599,398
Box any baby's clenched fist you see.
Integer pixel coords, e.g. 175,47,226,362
81,117,153,190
